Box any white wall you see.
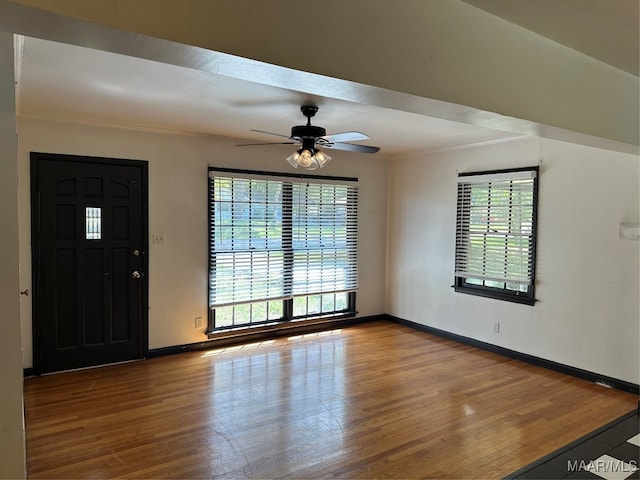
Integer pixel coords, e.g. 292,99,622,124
387,137,640,384
0,32,26,479
17,117,640,385
18,117,388,368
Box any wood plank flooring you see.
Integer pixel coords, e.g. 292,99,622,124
24,321,638,479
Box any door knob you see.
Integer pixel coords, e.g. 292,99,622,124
132,271,142,279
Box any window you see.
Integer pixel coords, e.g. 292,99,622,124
208,168,358,331
85,207,102,240
454,167,538,304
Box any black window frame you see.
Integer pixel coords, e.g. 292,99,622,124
207,167,358,333
453,166,539,305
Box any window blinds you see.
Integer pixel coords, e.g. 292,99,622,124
209,173,358,308
291,182,358,297
454,169,536,286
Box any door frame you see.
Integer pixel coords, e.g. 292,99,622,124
30,152,149,374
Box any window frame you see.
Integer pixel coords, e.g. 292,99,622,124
453,166,539,305
207,167,358,333
208,292,357,332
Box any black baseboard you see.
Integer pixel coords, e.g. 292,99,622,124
387,314,640,395
147,314,383,358
24,314,639,394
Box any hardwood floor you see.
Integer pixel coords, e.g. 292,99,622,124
24,321,638,479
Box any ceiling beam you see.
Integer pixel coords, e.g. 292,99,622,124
1,0,638,153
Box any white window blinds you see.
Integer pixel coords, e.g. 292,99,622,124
454,169,537,286
209,172,358,308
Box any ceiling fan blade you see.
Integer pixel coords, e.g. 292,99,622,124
250,129,291,139
321,131,369,143
236,141,296,146
324,142,380,154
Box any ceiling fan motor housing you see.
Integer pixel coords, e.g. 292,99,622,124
290,125,326,141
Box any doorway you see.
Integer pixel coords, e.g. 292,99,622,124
31,152,148,374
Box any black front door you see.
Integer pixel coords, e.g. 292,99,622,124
31,153,148,374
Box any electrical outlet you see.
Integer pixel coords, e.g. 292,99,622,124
492,322,500,333
195,316,203,329
152,232,165,245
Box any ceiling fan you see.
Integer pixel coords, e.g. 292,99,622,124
236,105,380,170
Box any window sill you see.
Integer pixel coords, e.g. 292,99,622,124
206,311,357,339
453,286,536,306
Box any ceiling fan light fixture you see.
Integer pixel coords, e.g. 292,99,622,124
315,149,332,167
286,146,331,170
286,150,301,168
298,148,314,168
